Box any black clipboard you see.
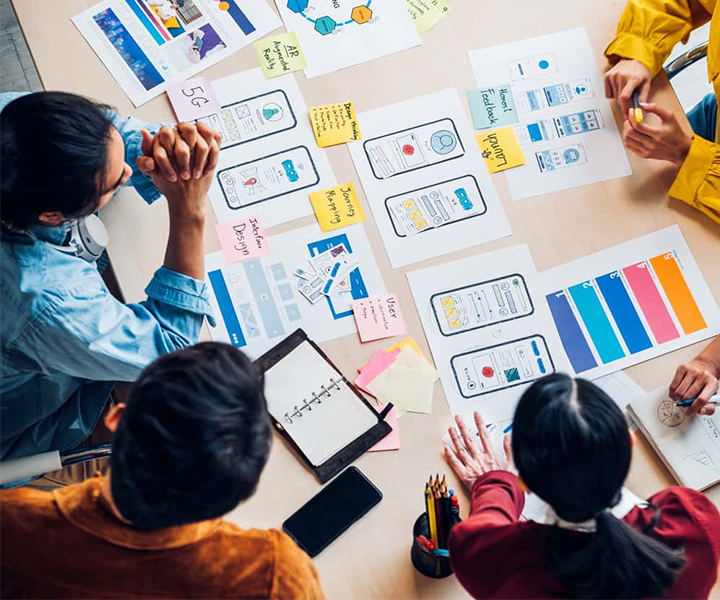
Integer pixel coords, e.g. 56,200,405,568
254,329,393,483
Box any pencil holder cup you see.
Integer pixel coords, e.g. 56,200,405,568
410,513,453,579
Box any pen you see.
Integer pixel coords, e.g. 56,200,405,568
675,394,720,408
632,90,643,123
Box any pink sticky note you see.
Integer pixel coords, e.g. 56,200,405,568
216,216,269,265
368,406,400,452
166,76,221,122
355,348,400,394
352,294,406,342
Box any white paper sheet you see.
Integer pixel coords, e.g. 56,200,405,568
72,0,280,106
348,88,512,268
540,225,720,381
408,244,571,424
206,223,385,358
628,387,720,490
468,28,632,200
274,0,420,79
202,68,336,228
593,371,646,417
264,340,377,466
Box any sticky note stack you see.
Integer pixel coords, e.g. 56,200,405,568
355,338,438,415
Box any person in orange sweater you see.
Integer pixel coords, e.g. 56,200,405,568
445,373,720,599
604,0,719,223
0,343,325,599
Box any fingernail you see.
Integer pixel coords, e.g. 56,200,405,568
169,175,177,182
193,169,201,179
182,170,190,180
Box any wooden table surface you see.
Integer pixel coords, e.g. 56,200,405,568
12,0,720,597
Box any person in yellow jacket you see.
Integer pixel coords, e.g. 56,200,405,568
604,0,719,224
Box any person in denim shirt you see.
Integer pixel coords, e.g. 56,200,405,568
0,91,221,462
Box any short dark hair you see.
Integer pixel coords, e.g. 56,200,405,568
0,91,115,227
111,343,272,530
512,373,684,599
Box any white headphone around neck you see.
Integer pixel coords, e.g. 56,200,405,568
50,214,109,263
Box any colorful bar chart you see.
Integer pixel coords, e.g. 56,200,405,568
546,248,710,375
622,262,679,344
649,253,706,334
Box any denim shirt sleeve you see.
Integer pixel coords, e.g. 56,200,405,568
14,263,215,383
109,113,168,206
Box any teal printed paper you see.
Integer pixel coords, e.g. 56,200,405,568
467,85,518,130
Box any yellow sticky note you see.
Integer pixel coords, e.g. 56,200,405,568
309,182,365,231
253,32,307,79
386,337,424,358
405,0,451,34
476,128,526,174
309,102,361,147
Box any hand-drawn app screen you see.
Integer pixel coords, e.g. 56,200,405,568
218,146,319,209
515,109,604,144
431,274,534,336
536,143,588,173
384,175,486,238
363,118,465,180
451,335,555,398
515,78,594,112
508,54,558,81
201,90,297,150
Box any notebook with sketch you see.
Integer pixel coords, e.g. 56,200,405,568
255,329,392,483
627,387,720,491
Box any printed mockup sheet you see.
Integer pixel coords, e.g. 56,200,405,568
203,68,335,228
274,0,421,78
408,244,570,424
349,88,512,268
73,0,280,106
541,226,720,380
206,223,385,358
468,28,632,200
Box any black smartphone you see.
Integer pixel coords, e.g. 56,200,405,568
282,467,382,557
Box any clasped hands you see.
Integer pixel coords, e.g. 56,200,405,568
604,59,693,166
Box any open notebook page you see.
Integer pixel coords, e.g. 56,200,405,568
263,340,377,467
628,387,720,491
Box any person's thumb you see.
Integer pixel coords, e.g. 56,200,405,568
140,128,153,156
136,155,155,176
639,102,673,122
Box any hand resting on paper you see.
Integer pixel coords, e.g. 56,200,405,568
669,335,720,416
444,412,516,492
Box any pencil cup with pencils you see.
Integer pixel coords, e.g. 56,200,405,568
410,474,460,579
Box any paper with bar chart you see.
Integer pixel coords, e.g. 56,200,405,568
408,244,571,424
540,226,720,380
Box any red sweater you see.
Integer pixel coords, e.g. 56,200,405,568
448,471,720,599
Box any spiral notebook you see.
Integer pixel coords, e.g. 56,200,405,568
256,329,392,482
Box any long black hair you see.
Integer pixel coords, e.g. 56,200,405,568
512,373,685,599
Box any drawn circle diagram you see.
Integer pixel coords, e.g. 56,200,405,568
657,400,685,428
262,102,284,122
287,0,375,36
430,130,457,154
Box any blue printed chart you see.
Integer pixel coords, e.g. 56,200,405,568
540,226,720,380
274,0,420,78
205,223,386,359
408,244,571,425
72,0,281,106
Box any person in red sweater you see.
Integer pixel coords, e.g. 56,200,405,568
444,373,720,599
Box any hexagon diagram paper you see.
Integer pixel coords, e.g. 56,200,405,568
274,0,421,78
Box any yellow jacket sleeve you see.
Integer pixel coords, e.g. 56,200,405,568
669,135,720,224
605,0,714,76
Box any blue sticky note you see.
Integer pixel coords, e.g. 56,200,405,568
467,85,519,130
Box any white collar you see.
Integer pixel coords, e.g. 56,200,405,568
543,487,644,533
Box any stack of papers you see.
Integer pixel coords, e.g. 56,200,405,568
355,338,438,414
